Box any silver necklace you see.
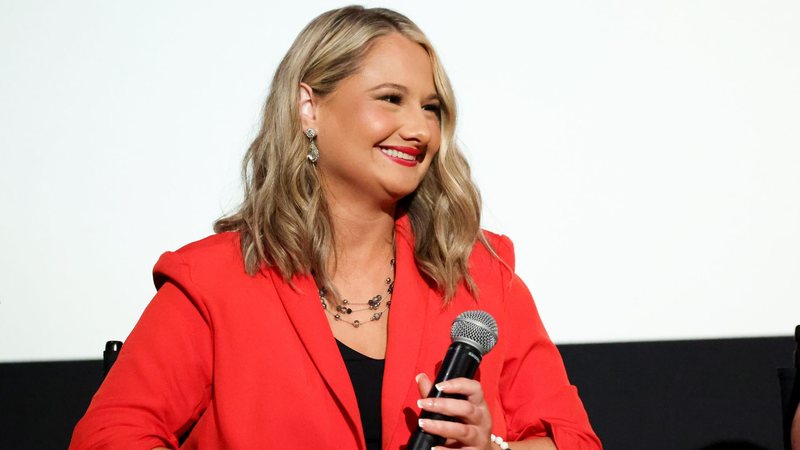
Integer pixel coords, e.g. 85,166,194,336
319,258,395,329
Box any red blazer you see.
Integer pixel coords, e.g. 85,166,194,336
70,216,601,449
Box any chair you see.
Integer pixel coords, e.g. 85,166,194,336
778,325,800,450
103,340,123,378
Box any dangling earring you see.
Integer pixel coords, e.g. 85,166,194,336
305,128,319,163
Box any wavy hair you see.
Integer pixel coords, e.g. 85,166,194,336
215,6,492,299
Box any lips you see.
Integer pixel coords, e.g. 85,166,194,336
379,145,423,167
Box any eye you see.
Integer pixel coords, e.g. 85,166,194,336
423,103,442,119
380,94,402,104
423,103,441,113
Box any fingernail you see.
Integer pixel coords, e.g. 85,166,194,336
417,399,424,408
418,418,427,428
435,382,446,391
415,373,423,382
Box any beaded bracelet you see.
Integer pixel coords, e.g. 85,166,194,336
491,433,510,449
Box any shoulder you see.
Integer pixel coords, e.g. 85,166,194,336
153,231,247,289
469,229,516,274
458,229,518,301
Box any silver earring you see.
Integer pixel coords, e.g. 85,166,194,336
305,128,319,163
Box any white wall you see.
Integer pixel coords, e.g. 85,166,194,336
1,0,798,362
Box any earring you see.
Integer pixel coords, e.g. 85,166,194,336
305,128,319,163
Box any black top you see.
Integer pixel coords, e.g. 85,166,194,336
336,339,385,450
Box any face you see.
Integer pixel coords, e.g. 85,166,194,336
300,33,442,210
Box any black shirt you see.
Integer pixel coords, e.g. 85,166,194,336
336,339,385,450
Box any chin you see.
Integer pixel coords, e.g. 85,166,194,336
375,167,430,205
383,179,424,201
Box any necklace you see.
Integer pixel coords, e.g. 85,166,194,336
319,258,395,329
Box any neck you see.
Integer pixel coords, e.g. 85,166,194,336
324,193,396,276
330,208,395,268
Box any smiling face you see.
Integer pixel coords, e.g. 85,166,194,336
299,33,442,210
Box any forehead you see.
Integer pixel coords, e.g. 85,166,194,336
347,33,436,93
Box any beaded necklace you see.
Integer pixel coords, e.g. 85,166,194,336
319,257,395,329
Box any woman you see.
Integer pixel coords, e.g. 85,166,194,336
70,6,601,450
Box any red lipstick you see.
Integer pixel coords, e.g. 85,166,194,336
378,145,423,167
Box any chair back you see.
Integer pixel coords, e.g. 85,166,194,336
103,340,123,379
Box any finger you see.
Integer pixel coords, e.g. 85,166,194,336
418,418,484,447
417,397,483,424
435,377,485,404
416,372,434,398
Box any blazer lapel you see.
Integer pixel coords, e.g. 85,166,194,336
267,269,363,445
382,216,433,447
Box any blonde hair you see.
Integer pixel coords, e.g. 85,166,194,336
215,6,492,299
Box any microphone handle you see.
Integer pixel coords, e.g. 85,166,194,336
406,342,482,450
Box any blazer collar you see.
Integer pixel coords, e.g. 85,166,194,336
382,213,433,447
268,213,433,449
268,269,364,445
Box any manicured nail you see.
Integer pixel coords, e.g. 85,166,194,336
415,373,423,383
418,418,427,428
435,382,446,391
417,399,424,408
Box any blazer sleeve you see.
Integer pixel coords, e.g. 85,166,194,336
69,252,213,450
493,235,602,449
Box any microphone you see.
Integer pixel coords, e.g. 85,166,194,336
407,310,499,450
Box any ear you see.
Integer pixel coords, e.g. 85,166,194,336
298,82,318,132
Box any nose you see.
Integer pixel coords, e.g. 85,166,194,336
398,105,432,146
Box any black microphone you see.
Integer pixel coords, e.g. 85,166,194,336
407,310,499,450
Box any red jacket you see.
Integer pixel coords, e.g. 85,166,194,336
70,216,601,449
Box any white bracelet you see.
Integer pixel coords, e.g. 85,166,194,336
491,433,510,449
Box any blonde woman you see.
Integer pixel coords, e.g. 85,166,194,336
70,6,601,450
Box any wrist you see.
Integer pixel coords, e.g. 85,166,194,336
491,433,510,449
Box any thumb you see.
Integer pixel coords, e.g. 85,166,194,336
415,372,434,398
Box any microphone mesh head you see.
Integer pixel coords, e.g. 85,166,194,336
450,310,499,356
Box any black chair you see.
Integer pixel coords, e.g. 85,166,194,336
778,326,800,450
103,341,123,378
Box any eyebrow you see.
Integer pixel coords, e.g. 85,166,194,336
368,83,440,102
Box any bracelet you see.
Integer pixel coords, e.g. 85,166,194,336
491,433,510,449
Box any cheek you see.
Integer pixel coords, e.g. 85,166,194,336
428,120,442,156
349,105,398,143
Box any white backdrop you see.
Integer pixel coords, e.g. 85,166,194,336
1,0,798,362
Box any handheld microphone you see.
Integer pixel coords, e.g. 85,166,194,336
406,310,499,450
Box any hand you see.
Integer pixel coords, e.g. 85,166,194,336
415,373,494,450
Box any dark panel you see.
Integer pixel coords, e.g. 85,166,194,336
0,360,103,449
0,337,793,449
560,337,793,450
